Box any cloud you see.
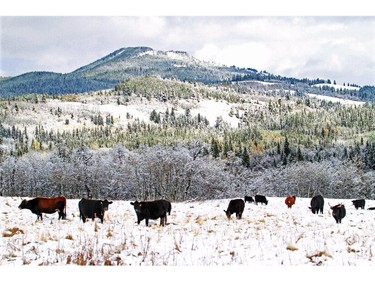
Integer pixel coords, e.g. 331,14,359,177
194,42,272,71
193,17,375,85
1,16,374,85
1,17,180,74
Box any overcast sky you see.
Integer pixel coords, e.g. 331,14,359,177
1,5,374,86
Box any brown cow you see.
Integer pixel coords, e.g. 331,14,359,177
285,195,296,208
19,196,67,221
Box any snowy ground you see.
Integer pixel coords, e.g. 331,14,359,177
44,97,241,132
1,195,375,270
307,93,365,106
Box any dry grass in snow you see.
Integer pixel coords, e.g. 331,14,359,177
1,195,375,279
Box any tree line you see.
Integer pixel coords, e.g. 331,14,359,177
0,143,374,201
0,76,374,201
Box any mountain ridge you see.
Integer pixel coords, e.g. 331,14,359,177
0,46,247,96
72,46,154,74
0,46,374,102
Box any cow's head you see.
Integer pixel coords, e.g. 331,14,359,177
100,199,113,212
330,203,343,210
130,201,143,212
18,199,28,209
224,209,231,219
130,201,145,213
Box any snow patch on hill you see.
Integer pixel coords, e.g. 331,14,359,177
165,51,189,61
307,93,365,106
312,83,360,91
137,50,155,57
189,99,239,127
44,97,243,132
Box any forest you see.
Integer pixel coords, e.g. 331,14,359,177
0,76,374,201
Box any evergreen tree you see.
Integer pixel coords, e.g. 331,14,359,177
150,109,160,123
297,147,304,161
241,146,250,168
211,138,220,158
284,136,291,157
282,136,291,165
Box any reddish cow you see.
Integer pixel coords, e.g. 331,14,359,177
19,196,67,221
285,195,296,208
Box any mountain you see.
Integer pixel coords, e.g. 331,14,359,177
0,46,374,102
0,47,254,97
72,46,252,84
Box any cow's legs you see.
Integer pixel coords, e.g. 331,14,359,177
58,209,64,220
61,209,66,220
160,215,166,226
161,213,168,226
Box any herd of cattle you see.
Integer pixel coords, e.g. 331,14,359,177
16,194,374,226
17,197,171,226
225,194,370,224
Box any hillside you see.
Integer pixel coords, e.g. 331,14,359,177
1,76,374,201
0,71,113,95
72,46,244,83
0,47,249,97
1,46,374,102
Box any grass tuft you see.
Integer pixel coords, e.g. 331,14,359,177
2,227,24,237
286,244,298,251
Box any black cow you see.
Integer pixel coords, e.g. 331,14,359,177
368,207,375,210
352,199,365,210
255,195,268,205
19,196,67,221
78,198,113,223
331,204,346,223
130,199,171,227
224,199,245,220
244,196,254,203
309,195,324,214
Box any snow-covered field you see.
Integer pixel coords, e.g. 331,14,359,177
1,195,375,271
44,97,243,132
307,93,365,106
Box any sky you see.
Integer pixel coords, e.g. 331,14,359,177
1,1,374,86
